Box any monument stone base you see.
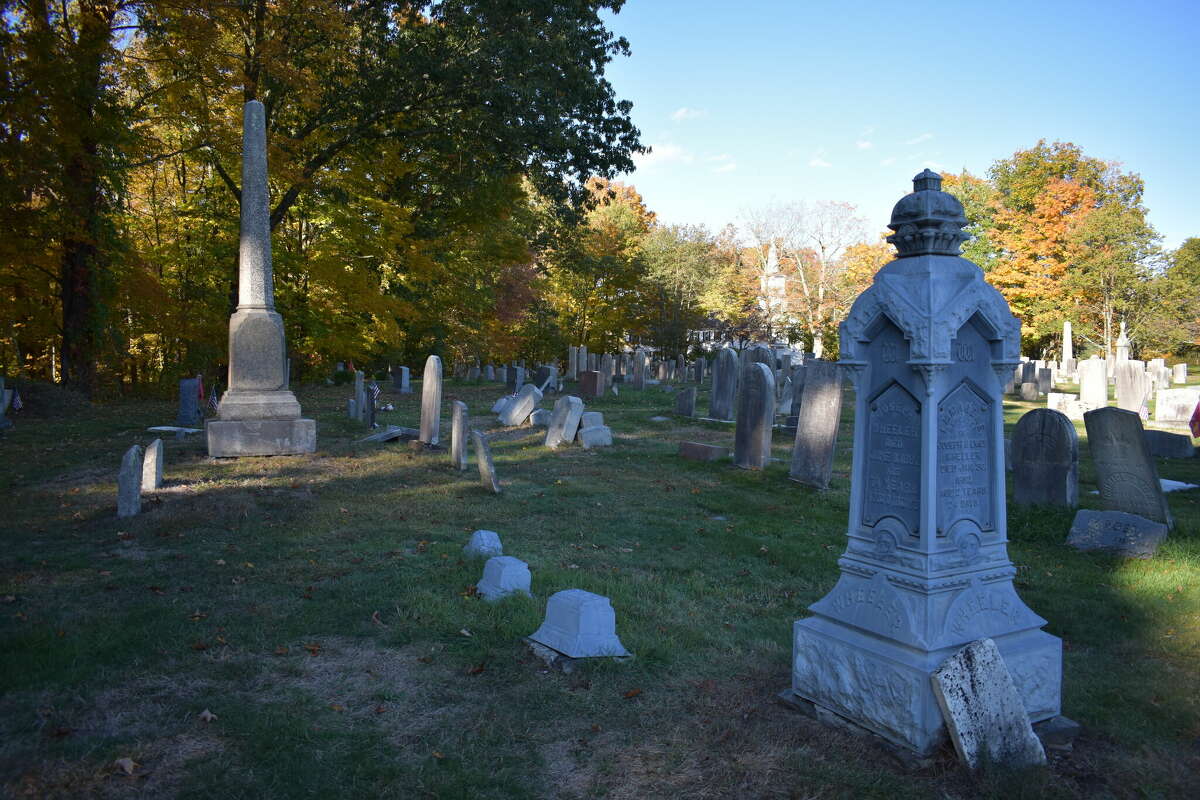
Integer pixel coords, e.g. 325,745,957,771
790,616,1061,756
207,417,316,457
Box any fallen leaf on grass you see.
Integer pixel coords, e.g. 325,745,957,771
375,705,388,714
371,610,388,626
114,758,137,775
432,751,445,760
274,646,289,656
466,663,486,675
329,704,345,712
459,628,472,637
623,688,642,700
304,643,322,656
188,611,207,621
417,656,433,664
198,710,217,723
191,641,209,651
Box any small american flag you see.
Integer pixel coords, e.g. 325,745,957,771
369,381,381,404
207,387,220,413
10,390,22,412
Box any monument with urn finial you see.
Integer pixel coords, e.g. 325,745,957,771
784,170,1062,755
206,101,316,457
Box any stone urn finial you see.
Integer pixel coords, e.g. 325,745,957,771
886,169,970,258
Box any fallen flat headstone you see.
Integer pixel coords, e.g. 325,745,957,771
649,415,670,422
463,529,503,558
679,442,730,462
358,425,419,443
529,589,630,658
931,638,1046,770
1066,509,1168,558
476,556,532,602
529,409,551,426
147,426,202,435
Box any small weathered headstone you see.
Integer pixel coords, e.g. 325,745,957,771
1084,406,1173,527
499,383,542,426
141,438,164,492
471,430,501,493
506,365,525,394
709,348,739,421
484,365,495,381
1036,368,1052,394
1077,357,1108,410
931,638,1047,770
463,530,503,558
1066,509,1168,558
545,395,584,448
176,377,203,426
1143,429,1195,459
419,355,443,445
1011,409,1078,507
347,397,357,419
578,425,613,448
450,400,469,470
578,370,603,398
678,441,729,462
1114,361,1152,413
529,409,551,426
1172,363,1187,384
579,411,604,429
476,556,532,602
117,445,143,518
788,360,842,489
391,365,410,392
1019,382,1040,402
529,589,630,658
734,362,775,470
675,386,697,417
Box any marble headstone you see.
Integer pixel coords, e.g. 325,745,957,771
709,348,739,421
545,395,584,449
141,438,164,492
529,589,629,658
472,430,501,493
1066,509,1168,558
450,400,469,470
788,360,842,489
733,363,775,469
419,355,443,445
1083,407,1172,527
117,445,143,518
177,378,203,427
463,529,503,558
1077,357,1108,410
675,386,697,417
1010,409,1077,507
476,556,532,602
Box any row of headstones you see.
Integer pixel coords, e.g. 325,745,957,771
462,530,629,658
1008,357,1191,422
1010,405,1186,556
492,385,614,449
116,439,166,518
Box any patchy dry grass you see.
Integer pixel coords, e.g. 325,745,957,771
1,375,1198,798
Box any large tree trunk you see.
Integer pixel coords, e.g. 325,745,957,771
60,151,101,395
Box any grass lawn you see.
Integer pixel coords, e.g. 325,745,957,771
1,375,1198,799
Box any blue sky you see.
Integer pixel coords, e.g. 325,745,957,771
602,0,1199,251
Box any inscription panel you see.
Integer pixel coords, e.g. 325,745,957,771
937,381,993,533
864,382,921,534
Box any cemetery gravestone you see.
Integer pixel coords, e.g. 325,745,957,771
529,589,630,658
476,556,533,602
1010,409,1077,507
506,366,525,394
545,396,584,449
354,371,366,422
1077,357,1108,410
1143,429,1195,459
499,384,542,427
450,401,469,470
463,530,503,558
206,101,315,456
419,355,443,445
788,171,1061,756
675,386,697,417
631,351,647,390
1154,387,1200,427
578,370,603,399
709,348,739,421
141,438,164,492
1114,361,1151,413
679,442,730,462
1019,382,1039,402
568,346,579,380
1172,363,1187,384
733,363,775,469
392,365,411,393
177,377,203,426
1084,407,1173,527
788,360,842,489
117,445,143,518
1036,368,1052,394
472,430,501,493
1066,509,1169,558
1062,320,1073,362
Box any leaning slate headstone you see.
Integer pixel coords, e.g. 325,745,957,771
734,363,775,469
471,430,501,493
1066,509,1168,558
177,377,203,426
117,445,143,518
450,400,469,470
788,360,842,489
419,355,443,445
931,638,1046,770
1143,429,1195,459
709,348,738,421
1010,409,1078,507
141,438,164,492
675,386,697,417
1083,406,1173,527
545,395,584,449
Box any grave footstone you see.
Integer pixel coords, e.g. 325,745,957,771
709,348,739,421
931,638,1046,770
675,386,697,417
580,411,603,429
141,438,164,492
450,401,469,470
463,530,503,558
1011,409,1077,507
734,363,775,470
788,360,842,489
529,589,629,658
578,424,613,448
1066,509,1168,558
788,171,1061,756
471,430,501,493
177,377,203,426
419,355,443,445
1083,406,1173,527
545,395,584,448
476,556,532,602
499,384,542,426
117,445,143,518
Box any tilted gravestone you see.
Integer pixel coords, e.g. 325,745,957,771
1066,509,1168,558
419,355,443,445
1084,406,1173,527
206,101,314,456
450,401,469,470
788,171,1062,756
1143,429,1195,459
709,348,739,421
117,445,143,518
675,386,697,417
788,360,842,489
545,395,584,449
733,363,775,469
499,383,542,427
471,430,501,493
1010,409,1077,507
141,438,164,492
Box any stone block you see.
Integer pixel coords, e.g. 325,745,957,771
476,556,532,602
1066,509,1169,558
206,418,316,457
529,589,629,658
1143,429,1195,459
678,441,729,462
578,425,613,449
463,530,503,558
141,438,164,492
117,445,143,518
529,409,551,426
931,639,1046,770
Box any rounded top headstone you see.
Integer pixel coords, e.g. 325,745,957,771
886,169,969,258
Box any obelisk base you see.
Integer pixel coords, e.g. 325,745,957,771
207,415,316,457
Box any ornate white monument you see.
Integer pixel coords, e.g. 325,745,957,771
207,101,316,457
786,170,1062,755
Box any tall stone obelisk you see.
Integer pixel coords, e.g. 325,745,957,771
785,171,1062,755
207,101,316,457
